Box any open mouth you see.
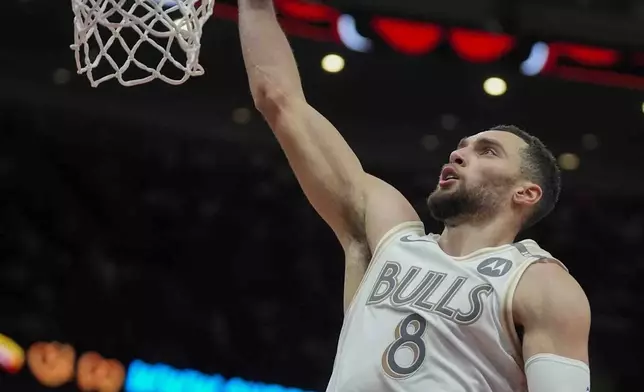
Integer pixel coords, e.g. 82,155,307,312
440,166,460,182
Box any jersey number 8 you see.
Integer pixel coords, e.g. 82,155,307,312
381,313,428,379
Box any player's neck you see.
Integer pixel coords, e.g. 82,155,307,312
437,216,519,258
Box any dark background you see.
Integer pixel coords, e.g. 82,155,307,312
1,0,643,391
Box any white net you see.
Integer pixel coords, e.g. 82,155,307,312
70,0,214,87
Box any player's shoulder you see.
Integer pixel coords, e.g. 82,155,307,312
513,240,587,313
509,238,566,268
514,259,590,327
512,238,553,258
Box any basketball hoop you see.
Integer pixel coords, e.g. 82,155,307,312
70,0,214,87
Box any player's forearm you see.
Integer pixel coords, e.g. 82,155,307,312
238,0,369,245
238,0,305,108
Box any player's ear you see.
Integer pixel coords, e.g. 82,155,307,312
513,182,542,207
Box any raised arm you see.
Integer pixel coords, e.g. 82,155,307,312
514,262,591,392
238,0,420,308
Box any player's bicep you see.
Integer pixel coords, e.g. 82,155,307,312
514,262,591,363
514,262,591,391
267,98,368,245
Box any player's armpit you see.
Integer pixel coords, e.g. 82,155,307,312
363,174,420,253
514,261,591,362
342,175,419,310
513,261,591,390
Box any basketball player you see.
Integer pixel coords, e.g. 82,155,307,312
238,1,591,391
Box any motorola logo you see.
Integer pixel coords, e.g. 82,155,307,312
477,258,513,277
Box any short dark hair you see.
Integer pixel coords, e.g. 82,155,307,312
490,125,561,229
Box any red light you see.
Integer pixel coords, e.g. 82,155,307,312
372,17,442,56
274,0,339,23
552,43,620,67
449,28,515,63
553,66,644,90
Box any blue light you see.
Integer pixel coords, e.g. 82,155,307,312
125,360,314,392
520,42,550,76
337,14,373,53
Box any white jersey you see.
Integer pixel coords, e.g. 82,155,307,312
326,221,566,392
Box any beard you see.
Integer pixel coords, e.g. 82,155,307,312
427,177,514,226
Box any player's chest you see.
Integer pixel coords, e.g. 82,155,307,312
362,247,510,325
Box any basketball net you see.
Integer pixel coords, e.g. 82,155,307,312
70,0,214,87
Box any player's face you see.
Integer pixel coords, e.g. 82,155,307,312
427,130,527,224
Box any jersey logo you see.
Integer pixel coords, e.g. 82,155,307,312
367,262,494,325
477,258,513,277
400,235,433,243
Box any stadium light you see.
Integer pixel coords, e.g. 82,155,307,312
322,54,345,73
483,77,507,96
558,153,580,171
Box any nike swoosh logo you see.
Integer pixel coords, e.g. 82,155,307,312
400,235,433,243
